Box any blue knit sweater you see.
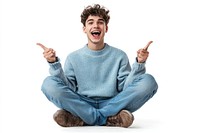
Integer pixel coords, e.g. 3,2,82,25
49,43,146,98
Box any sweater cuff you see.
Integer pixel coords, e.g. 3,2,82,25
48,57,62,70
132,58,146,70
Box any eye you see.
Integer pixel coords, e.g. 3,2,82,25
98,21,104,25
88,22,93,25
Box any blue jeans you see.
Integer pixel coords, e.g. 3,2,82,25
41,74,158,126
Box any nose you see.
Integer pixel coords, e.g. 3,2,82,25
93,22,98,28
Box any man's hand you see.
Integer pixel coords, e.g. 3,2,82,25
36,43,57,63
137,41,153,63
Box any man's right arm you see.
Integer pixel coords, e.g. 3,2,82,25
37,43,69,86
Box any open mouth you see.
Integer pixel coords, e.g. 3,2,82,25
91,31,101,37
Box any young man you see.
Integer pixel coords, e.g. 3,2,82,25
37,4,158,128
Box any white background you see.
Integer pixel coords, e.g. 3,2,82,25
1,0,200,133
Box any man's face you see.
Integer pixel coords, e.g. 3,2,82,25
83,15,108,45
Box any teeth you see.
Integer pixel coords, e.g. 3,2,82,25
91,31,100,34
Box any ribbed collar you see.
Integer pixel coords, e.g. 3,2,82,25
83,43,110,57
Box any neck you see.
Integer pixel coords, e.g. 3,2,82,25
87,41,105,51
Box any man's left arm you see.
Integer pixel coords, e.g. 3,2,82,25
123,41,153,89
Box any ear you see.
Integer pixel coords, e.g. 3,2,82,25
83,26,86,33
106,25,108,33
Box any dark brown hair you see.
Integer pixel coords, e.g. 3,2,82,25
81,4,110,26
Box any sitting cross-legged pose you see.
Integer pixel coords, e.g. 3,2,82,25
37,4,158,128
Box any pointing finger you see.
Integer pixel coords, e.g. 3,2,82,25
143,41,153,51
36,43,48,50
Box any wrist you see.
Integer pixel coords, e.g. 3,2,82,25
48,57,58,63
136,57,145,63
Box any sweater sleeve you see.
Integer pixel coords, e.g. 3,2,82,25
117,53,132,92
48,57,76,90
123,58,146,89
63,56,77,91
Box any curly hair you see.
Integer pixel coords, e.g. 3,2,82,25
81,4,110,26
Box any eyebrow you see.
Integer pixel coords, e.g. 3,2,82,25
86,18,105,23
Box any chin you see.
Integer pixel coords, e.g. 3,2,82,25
91,39,101,44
